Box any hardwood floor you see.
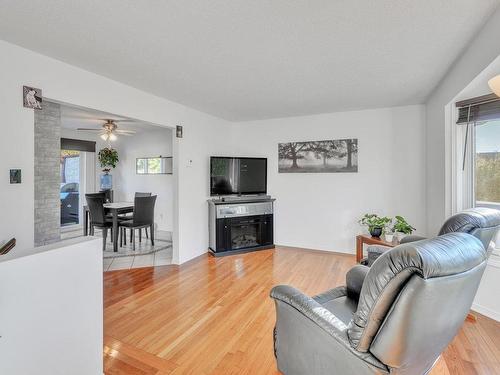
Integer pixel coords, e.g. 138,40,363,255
104,246,500,374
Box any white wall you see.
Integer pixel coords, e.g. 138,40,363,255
0,237,103,375
0,40,232,264
113,127,174,231
229,105,426,253
425,7,500,234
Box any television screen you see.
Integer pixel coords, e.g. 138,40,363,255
210,157,267,196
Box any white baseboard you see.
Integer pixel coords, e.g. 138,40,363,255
471,303,500,322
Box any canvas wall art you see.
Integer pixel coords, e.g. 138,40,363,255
278,139,358,173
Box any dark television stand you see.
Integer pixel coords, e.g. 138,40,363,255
208,195,275,256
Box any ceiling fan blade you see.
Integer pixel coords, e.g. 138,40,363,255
115,130,136,134
76,128,102,131
113,119,137,123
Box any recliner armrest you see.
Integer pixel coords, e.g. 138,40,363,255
270,285,388,373
270,285,350,338
346,265,369,300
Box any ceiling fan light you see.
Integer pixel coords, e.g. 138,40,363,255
109,133,117,141
488,75,500,97
100,133,109,141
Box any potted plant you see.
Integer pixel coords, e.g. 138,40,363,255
98,147,119,190
392,215,416,241
359,214,392,238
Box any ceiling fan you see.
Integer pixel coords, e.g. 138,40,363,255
77,119,136,141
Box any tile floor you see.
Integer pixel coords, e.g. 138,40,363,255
103,247,172,271
61,227,173,271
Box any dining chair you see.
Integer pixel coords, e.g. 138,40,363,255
84,192,106,235
135,192,152,239
119,192,152,242
85,195,113,251
119,195,156,251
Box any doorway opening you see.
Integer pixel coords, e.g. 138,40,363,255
34,100,176,270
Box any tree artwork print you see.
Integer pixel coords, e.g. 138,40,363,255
278,139,358,173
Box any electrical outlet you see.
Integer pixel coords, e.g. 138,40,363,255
187,159,193,167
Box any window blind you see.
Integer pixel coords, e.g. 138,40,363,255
456,93,500,124
60,138,96,152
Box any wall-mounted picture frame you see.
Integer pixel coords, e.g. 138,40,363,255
278,139,358,173
10,169,22,184
136,156,173,175
23,86,42,109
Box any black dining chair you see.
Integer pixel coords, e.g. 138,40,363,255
119,192,152,242
135,192,152,197
135,192,152,239
85,195,113,251
119,195,157,251
84,192,106,235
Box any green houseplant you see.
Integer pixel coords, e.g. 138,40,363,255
392,215,415,240
359,214,392,238
98,147,119,172
98,147,119,190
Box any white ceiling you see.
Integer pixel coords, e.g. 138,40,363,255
1,0,499,121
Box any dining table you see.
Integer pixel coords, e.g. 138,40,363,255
83,202,134,252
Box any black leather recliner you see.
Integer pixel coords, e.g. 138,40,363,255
270,208,500,375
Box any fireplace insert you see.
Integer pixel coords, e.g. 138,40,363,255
208,200,274,256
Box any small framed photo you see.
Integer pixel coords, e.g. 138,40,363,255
10,169,21,184
23,86,42,109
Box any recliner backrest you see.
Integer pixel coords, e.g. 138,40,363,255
438,207,500,251
347,233,487,373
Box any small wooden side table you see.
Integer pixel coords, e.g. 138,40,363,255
356,234,396,263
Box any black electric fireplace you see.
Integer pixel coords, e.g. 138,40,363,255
217,214,273,252
208,200,274,256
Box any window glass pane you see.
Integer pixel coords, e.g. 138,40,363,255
136,158,147,174
60,149,80,226
148,158,161,174
475,120,500,205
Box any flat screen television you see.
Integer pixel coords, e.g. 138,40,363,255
210,157,267,196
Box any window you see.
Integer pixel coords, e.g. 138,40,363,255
475,120,500,256
136,157,172,174
475,120,500,207
456,95,500,255
60,149,80,226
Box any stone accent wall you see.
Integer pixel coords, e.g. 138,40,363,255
34,101,61,246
